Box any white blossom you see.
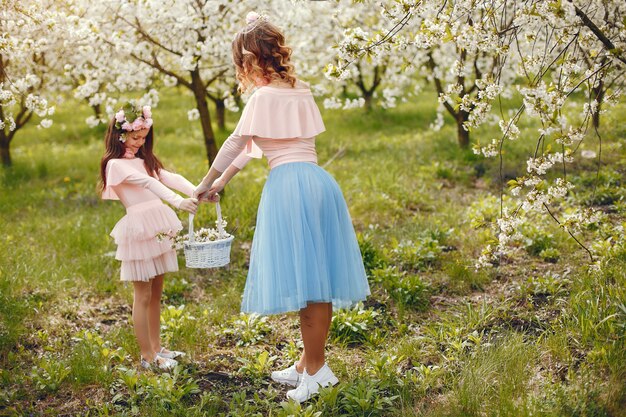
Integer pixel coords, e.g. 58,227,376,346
187,109,200,121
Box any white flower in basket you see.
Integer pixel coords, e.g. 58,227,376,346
183,202,234,268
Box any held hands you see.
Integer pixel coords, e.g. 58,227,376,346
179,198,198,214
194,177,225,203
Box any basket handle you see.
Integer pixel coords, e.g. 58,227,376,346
188,201,224,242
188,213,195,243
215,201,226,236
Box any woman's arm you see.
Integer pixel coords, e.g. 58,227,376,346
194,133,251,200
204,163,242,200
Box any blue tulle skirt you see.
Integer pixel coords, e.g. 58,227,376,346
241,162,370,315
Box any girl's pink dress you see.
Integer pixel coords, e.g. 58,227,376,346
102,158,194,281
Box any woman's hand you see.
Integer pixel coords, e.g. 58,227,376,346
179,197,198,214
193,182,211,201
194,177,224,203
205,177,226,202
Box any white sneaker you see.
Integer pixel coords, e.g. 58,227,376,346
156,347,186,359
286,363,339,403
140,355,178,370
271,363,303,387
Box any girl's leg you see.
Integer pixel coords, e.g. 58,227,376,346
149,274,164,353
296,303,333,373
132,280,155,361
299,302,332,375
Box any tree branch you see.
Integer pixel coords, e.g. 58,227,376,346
568,0,626,65
202,68,228,90
355,62,367,94
543,202,594,262
428,52,457,117
129,17,183,57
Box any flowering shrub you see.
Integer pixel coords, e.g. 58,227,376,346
163,278,192,304
371,267,430,311
30,355,71,393
523,228,555,257
238,350,278,379
389,237,445,271
521,273,571,301
330,303,381,346
111,366,199,411
221,313,270,347
70,330,127,381
160,305,197,345
387,273,430,312
357,232,387,274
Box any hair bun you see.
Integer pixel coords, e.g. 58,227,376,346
246,11,260,24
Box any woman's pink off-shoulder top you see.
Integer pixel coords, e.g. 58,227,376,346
211,81,326,172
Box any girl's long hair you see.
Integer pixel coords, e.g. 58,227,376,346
232,18,297,93
99,118,163,194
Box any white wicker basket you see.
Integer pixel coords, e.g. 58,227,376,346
184,202,234,268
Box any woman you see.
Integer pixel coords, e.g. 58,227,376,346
194,12,370,403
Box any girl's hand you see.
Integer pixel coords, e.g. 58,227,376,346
179,198,198,214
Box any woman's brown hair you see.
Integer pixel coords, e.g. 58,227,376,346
99,118,163,194
232,17,297,92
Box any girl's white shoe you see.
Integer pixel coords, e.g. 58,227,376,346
156,347,185,359
286,363,339,403
140,355,178,370
271,363,303,387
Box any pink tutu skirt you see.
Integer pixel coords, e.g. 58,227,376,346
110,199,182,282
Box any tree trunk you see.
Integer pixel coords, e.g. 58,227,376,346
215,98,225,131
456,110,470,148
91,103,102,119
0,55,8,167
0,133,11,167
190,69,218,165
592,80,605,129
363,92,373,112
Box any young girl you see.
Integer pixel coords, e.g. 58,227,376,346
100,103,198,370
194,12,370,402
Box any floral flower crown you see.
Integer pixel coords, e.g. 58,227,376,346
114,101,153,143
241,11,268,33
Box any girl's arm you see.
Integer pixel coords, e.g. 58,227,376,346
124,171,188,209
158,169,195,197
106,160,197,212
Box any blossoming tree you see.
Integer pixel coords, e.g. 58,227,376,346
75,0,254,164
0,1,67,167
320,0,421,112
327,0,626,267
78,0,330,165
62,2,157,129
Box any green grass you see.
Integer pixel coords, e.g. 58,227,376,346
0,86,625,416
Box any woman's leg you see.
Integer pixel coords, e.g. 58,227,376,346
149,275,164,353
327,303,333,331
132,280,155,361
296,351,306,373
296,303,333,373
299,302,332,375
